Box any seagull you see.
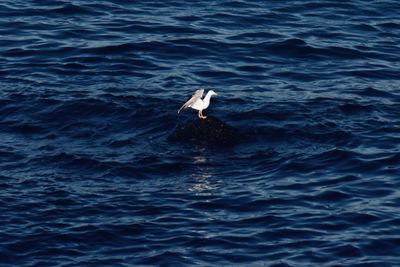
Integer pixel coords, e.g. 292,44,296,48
178,89,218,119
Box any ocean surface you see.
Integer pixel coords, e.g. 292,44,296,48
1,0,400,266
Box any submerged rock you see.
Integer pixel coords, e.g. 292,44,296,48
168,116,242,145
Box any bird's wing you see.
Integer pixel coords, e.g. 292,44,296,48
178,89,204,114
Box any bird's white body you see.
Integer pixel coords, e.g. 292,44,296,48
190,91,214,111
178,89,218,119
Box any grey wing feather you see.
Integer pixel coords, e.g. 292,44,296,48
178,89,204,114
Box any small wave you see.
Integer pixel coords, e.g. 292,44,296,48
358,87,398,98
50,3,103,16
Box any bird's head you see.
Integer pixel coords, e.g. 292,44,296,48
209,90,218,96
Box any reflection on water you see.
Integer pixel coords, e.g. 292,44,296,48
188,172,215,193
188,154,216,193
193,154,207,164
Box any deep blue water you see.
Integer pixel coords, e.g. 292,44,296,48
1,0,400,266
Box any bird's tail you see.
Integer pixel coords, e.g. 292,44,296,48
178,105,186,114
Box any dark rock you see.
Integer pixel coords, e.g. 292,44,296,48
168,116,242,145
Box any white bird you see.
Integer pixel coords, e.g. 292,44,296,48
178,89,218,119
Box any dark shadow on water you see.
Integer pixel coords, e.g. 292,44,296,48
168,116,244,146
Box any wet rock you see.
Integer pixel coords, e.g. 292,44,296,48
168,116,242,145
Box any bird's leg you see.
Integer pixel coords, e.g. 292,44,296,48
198,110,205,119
200,110,207,119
